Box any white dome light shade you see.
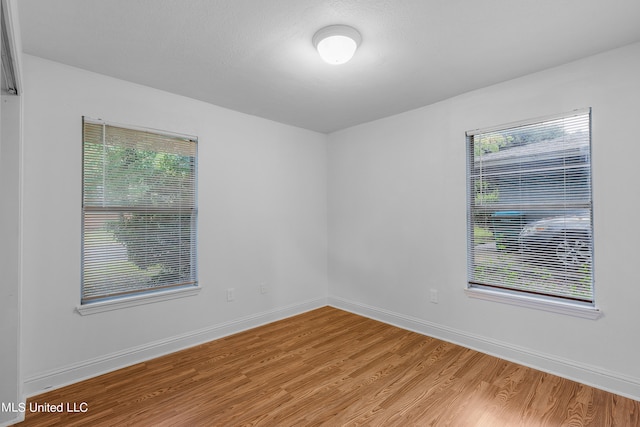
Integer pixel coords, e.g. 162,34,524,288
313,25,361,65
316,36,357,64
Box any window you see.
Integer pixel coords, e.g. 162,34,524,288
466,109,593,305
82,118,198,305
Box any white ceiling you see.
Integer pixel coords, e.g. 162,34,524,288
17,0,640,133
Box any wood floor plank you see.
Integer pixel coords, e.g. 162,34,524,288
18,307,640,426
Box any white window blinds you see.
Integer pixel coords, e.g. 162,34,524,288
466,109,593,303
82,118,198,304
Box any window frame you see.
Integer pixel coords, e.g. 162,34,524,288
465,109,600,318
78,117,199,314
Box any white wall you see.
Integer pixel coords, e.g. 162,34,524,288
20,55,328,394
0,0,22,424
0,94,22,426
327,42,640,399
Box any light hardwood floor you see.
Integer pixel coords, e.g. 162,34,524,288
19,306,640,426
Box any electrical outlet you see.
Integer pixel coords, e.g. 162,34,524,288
227,288,235,302
430,289,438,304
260,284,268,294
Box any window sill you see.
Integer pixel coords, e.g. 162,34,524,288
465,287,602,320
76,286,201,316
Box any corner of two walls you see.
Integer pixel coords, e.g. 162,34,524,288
326,42,640,400
18,41,640,403
20,54,328,397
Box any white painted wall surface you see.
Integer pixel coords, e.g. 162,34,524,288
0,94,22,426
0,4,23,424
20,55,328,394
327,42,640,399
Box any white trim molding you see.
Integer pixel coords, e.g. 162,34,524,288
0,412,24,427
328,296,640,402
465,287,602,320
76,285,202,315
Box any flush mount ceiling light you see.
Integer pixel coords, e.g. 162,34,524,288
312,24,361,65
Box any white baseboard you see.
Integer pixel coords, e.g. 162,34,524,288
22,296,640,404
328,296,640,402
0,412,24,427
23,297,327,398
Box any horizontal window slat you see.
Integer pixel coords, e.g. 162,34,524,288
84,206,197,213
82,282,198,302
471,203,591,211
466,108,590,136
